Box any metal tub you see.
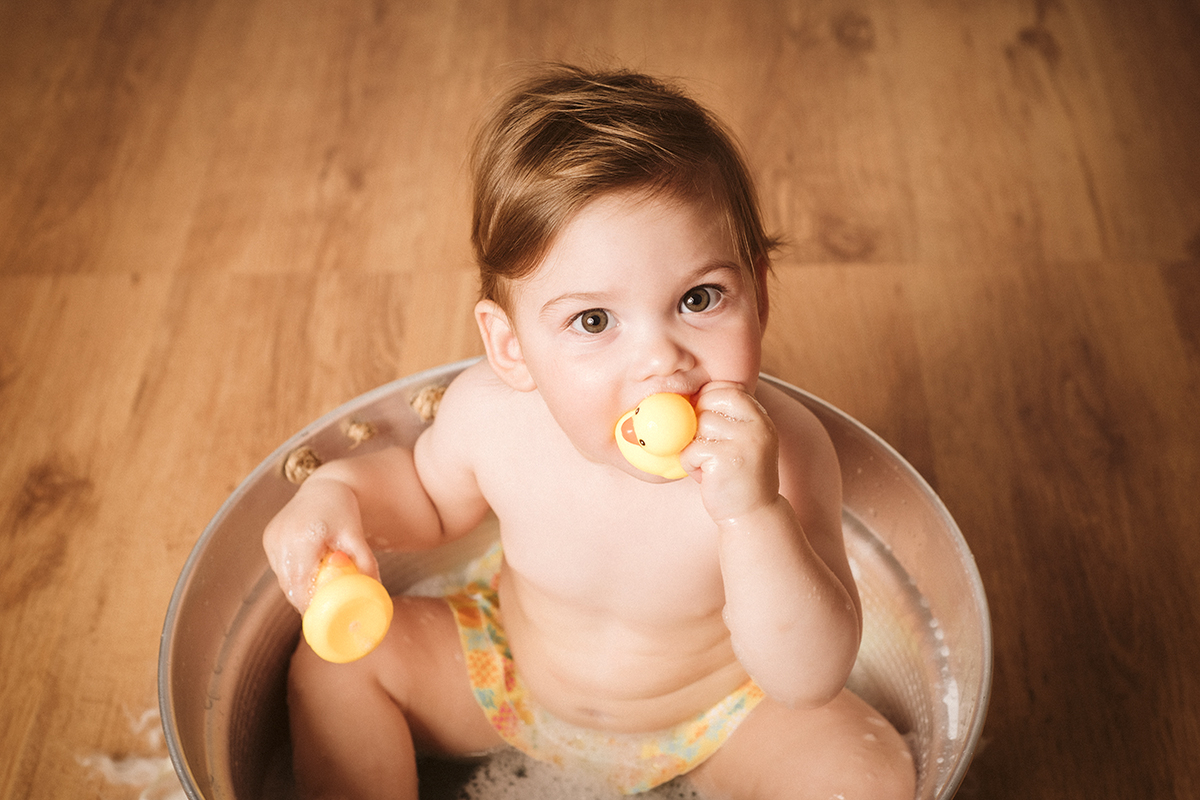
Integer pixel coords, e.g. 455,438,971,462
160,359,991,799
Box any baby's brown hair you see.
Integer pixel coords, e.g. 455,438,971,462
471,64,779,311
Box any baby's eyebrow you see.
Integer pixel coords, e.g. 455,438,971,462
695,262,744,281
683,262,746,290
539,291,612,320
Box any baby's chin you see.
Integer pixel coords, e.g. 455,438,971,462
574,437,691,484
609,453,691,484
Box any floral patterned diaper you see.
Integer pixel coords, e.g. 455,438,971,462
443,544,765,794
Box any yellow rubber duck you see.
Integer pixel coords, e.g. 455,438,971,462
614,393,698,480
302,551,394,664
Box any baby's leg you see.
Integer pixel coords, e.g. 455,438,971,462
688,688,915,800
287,595,503,800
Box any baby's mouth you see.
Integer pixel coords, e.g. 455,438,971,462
612,394,694,481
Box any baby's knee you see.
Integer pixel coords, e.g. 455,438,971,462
831,704,916,800
844,731,916,800
290,596,459,700
288,635,361,702
287,608,404,702
691,692,916,800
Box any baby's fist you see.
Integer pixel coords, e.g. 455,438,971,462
682,382,780,523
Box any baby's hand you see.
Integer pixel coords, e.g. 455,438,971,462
682,382,781,524
262,475,380,613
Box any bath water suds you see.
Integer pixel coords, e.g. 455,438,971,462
943,678,960,741
451,747,706,800
78,708,186,800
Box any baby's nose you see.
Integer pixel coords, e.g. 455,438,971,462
634,330,696,380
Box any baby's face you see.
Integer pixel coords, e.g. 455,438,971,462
506,188,766,479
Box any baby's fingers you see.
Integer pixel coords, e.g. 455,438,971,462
693,383,775,454
264,519,330,611
326,529,380,584
693,381,754,418
682,383,780,521
263,481,377,612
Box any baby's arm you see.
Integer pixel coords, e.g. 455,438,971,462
683,381,860,708
263,376,491,612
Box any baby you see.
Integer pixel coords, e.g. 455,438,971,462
264,65,916,800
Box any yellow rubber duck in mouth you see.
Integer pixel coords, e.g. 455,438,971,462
614,393,698,480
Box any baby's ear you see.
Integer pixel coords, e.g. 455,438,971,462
474,299,536,392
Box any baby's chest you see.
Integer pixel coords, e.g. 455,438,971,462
496,488,725,613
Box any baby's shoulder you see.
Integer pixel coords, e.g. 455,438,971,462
419,360,533,453
756,382,830,448
423,361,505,431
756,381,841,500
412,361,521,491
436,359,511,410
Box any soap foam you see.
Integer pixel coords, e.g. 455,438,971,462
78,708,187,800
449,747,707,800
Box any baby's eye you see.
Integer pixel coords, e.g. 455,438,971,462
680,285,721,314
571,309,611,334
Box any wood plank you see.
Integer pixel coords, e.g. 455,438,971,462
908,258,1200,799
763,262,937,484
1,0,1199,798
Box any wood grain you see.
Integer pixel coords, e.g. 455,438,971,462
2,1,1198,798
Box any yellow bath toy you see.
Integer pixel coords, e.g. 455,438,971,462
302,551,394,664
614,393,698,480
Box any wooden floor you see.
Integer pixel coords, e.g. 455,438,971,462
2,0,1199,798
